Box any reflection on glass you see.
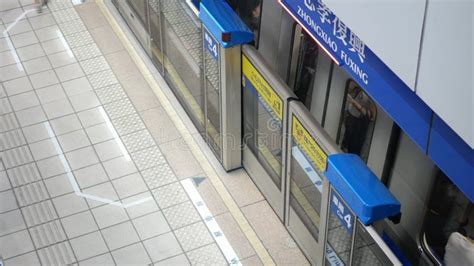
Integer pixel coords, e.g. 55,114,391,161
293,31,318,108
338,80,376,161
127,0,148,28
422,171,473,263
148,0,163,70
289,141,323,241
325,210,352,266
161,0,205,134
225,0,262,45
352,222,391,265
243,81,283,188
204,33,221,158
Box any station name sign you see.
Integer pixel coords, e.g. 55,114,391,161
280,0,369,85
279,0,434,165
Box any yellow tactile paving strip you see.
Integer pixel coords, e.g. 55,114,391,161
95,1,275,264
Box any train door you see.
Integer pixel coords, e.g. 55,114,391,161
242,45,296,220
287,25,397,180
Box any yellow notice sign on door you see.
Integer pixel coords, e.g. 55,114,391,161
292,115,328,172
242,54,283,120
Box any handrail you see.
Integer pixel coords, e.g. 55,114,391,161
421,233,443,265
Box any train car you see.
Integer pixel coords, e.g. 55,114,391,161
111,0,473,265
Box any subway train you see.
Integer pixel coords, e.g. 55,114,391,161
111,0,473,265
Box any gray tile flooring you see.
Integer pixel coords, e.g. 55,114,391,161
0,0,231,264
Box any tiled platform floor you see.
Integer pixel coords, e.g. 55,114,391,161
0,0,308,265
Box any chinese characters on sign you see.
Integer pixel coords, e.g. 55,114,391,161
292,115,328,173
282,0,369,85
330,189,354,234
313,0,366,63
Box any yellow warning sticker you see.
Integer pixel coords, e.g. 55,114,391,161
292,115,328,172
242,54,283,120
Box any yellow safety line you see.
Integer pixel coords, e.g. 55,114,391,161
96,1,275,264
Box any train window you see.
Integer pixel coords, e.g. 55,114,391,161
293,30,319,108
422,171,474,265
336,80,377,161
225,0,263,46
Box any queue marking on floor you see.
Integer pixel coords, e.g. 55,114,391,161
96,1,275,264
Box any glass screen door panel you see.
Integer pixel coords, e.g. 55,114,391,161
241,46,294,219
148,0,163,72
352,222,395,265
127,0,149,28
288,141,324,241
243,74,284,189
161,0,205,133
203,45,222,159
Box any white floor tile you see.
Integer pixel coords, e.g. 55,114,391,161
36,83,67,104
61,210,98,238
112,242,151,265
65,146,99,170
132,211,170,240
94,138,124,161
29,137,61,160
50,113,82,135
0,229,34,259
42,98,74,119
57,129,90,152
44,173,75,197
70,231,108,261
91,203,129,229
48,49,76,67
35,25,63,42
112,172,148,199
9,90,40,111
73,163,108,189
22,55,52,74
10,31,38,48
52,192,88,217
62,76,92,96
16,43,45,61
2,76,33,96
54,62,84,82
102,221,140,250
29,69,59,89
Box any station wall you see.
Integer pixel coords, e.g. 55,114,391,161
324,0,473,148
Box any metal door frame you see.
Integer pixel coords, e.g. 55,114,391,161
201,25,243,171
285,101,340,265
241,45,296,220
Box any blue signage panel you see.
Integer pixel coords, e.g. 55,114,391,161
330,189,354,234
204,27,219,61
279,0,432,152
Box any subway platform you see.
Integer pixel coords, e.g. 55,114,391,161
0,0,308,265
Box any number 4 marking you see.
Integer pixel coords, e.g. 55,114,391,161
344,214,352,229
